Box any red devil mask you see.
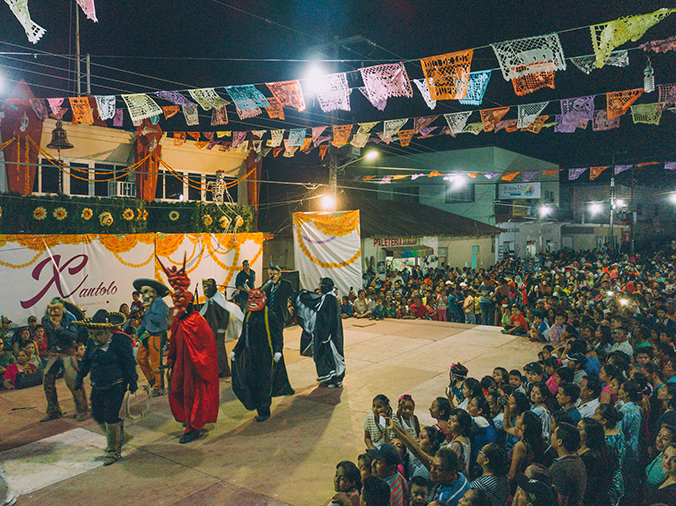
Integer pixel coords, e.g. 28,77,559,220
156,254,193,317
247,289,266,312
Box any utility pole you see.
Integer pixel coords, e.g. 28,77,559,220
86,54,91,95
609,177,615,251
630,164,635,257
75,2,81,96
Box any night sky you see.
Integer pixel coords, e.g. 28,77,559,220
1,0,675,184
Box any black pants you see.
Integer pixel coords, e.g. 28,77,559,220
91,383,126,424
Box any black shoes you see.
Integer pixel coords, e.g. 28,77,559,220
178,430,201,444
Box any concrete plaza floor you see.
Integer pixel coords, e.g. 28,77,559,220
0,319,540,506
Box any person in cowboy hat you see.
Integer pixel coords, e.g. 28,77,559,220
132,278,170,397
74,309,138,466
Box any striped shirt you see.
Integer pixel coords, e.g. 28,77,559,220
470,474,510,506
384,472,408,506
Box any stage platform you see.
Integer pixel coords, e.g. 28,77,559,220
0,319,541,506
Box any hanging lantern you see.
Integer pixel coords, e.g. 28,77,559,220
46,120,74,151
644,57,655,93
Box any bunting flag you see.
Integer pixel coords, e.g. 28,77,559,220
332,124,353,147
413,79,437,110
94,95,116,120
589,166,610,180
420,49,473,100
47,98,67,118
76,0,97,21
231,131,247,148
631,103,663,125
319,144,329,160
149,114,161,126
505,120,519,133
459,70,492,106
265,97,285,120
607,89,643,118
517,101,549,128
521,171,539,182
398,130,415,147
113,108,123,127
360,62,413,107
182,104,199,126
206,141,219,150
614,164,632,175
162,105,179,120
512,71,556,96
641,35,676,53
380,175,392,185
250,130,266,139
194,141,209,149
444,111,472,135
283,140,298,157
300,137,312,153
218,142,231,152
5,0,46,44
154,91,194,106
658,84,676,106
350,122,378,148
592,109,621,131
418,127,437,138
492,33,566,81
312,126,328,145
411,174,426,180
393,175,408,180
570,50,629,74
29,98,48,121
268,129,284,147
501,171,520,181
429,171,442,177
121,94,162,124
315,73,351,113
236,106,262,120
382,118,408,143
590,8,673,68
273,147,283,157
69,97,94,125
253,140,264,153
288,128,307,147
266,80,306,112
188,88,230,111
211,105,228,126
203,132,214,141
413,115,439,133
216,131,231,138
554,115,578,133
359,87,388,111
480,107,510,132
524,115,549,133
560,95,596,126
568,168,587,180
173,132,186,146
187,132,201,141
483,172,500,179
542,169,562,176
496,118,515,132
462,122,484,135
665,162,676,171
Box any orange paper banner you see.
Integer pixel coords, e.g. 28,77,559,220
194,141,209,149
429,171,442,177
512,71,556,97
524,115,549,134
69,97,94,125
266,80,306,112
265,97,285,120
502,171,520,181
187,132,201,141
542,169,562,176
607,89,643,119
273,147,283,157
397,129,415,147
173,132,186,146
589,166,609,180
163,106,180,120
319,144,329,160
420,49,474,100
480,107,510,132
332,124,353,147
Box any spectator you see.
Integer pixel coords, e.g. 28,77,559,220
0,337,16,381
469,443,509,506
577,418,616,506
429,448,470,506
645,424,676,491
341,296,354,319
457,489,489,506
360,475,391,506
367,443,408,506
328,461,362,506
3,349,38,390
549,423,587,506
557,383,582,425
577,376,602,420
364,395,396,449
643,442,676,506
409,476,430,506
594,404,625,506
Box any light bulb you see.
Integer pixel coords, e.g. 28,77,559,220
644,58,655,93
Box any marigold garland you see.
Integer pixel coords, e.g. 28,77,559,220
53,207,68,221
33,207,46,220
123,208,135,221
82,208,93,220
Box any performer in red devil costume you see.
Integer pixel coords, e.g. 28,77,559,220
158,256,219,444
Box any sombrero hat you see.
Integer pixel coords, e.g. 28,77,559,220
132,278,170,298
63,300,86,321
75,309,127,329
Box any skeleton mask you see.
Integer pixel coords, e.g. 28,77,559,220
203,279,217,298
247,289,266,312
141,286,157,308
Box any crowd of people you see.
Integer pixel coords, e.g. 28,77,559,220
326,249,676,506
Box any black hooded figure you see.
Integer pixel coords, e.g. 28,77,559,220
292,277,346,387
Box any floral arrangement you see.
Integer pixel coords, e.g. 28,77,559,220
82,208,93,220
33,207,46,220
99,212,113,227
169,210,180,221
123,208,135,221
53,207,67,221
202,214,213,227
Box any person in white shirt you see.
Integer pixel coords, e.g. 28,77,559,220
607,326,633,357
576,376,601,420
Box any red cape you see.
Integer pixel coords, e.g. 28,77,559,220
167,311,219,430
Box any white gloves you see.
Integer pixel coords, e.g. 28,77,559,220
273,352,282,363
229,351,236,361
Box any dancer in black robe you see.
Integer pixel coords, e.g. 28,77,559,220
292,277,346,388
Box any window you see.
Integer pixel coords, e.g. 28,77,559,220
393,186,419,203
188,173,202,201
69,162,90,196
155,170,166,200
445,184,475,203
94,163,117,197
39,159,61,194
164,170,183,200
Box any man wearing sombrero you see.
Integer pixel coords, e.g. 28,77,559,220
132,277,170,397
74,310,138,466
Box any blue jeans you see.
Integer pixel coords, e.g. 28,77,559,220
479,302,494,326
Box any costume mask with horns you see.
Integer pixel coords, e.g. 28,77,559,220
156,254,193,317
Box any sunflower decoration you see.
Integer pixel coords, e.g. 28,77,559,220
33,207,47,220
99,211,113,227
53,207,68,221
235,216,244,228
202,214,213,227
82,208,93,220
218,215,231,230
169,210,180,222
123,208,135,221
142,209,148,221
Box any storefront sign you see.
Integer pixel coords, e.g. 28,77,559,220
498,182,541,200
373,237,418,247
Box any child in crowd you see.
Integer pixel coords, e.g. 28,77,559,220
509,369,526,394
463,290,476,324
371,299,385,320
131,290,143,313
395,394,420,439
328,461,362,506
341,296,354,319
364,394,396,449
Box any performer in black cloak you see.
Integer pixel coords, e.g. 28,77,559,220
260,261,294,327
292,277,346,388
230,289,294,422
199,278,244,378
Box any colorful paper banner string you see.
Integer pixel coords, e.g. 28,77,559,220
568,168,587,180
121,94,162,124
173,132,186,146
589,166,610,180
590,8,673,68
113,108,123,127
187,132,201,141
319,144,329,160
351,122,378,148
658,84,676,106
613,164,632,175
315,73,351,113
459,70,492,106
444,111,472,135
154,90,194,106
382,118,408,143
413,79,437,110
483,172,500,179
517,102,549,129
266,80,306,112
203,132,214,141
76,0,97,21
223,86,267,111
232,131,247,148
265,97,285,120
94,96,116,120
332,124,353,147
641,35,676,53
359,87,387,111
360,62,413,107
607,89,643,119
397,130,415,147
570,50,628,74
542,169,562,176
501,171,520,181
521,171,539,182
554,115,578,133
69,97,94,125
480,107,510,132
208,105,227,126
267,130,284,147
420,49,473,100
5,0,46,44
512,71,556,96
194,141,209,149
462,123,484,135
524,115,549,134
29,98,48,121
631,103,663,125
380,175,392,185
418,127,437,138
592,109,621,131
288,128,307,147
492,33,566,81
47,98,67,119
665,162,676,171
182,104,199,126
190,88,231,111
236,106,262,120
560,95,595,127
413,115,439,134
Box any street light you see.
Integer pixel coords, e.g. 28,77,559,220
320,194,336,211
539,205,552,217
589,203,603,215
669,193,676,205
